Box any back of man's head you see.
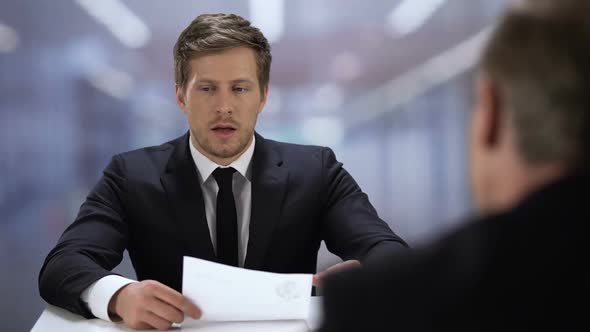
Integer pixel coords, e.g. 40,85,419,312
480,0,590,171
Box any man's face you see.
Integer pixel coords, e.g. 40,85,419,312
176,47,267,165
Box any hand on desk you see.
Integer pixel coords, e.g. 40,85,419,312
108,280,201,330
312,260,361,287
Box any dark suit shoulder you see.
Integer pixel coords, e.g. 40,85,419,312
118,134,182,157
262,137,326,154
259,136,339,168
112,134,185,178
322,175,590,331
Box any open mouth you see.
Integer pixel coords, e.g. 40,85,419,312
211,124,237,138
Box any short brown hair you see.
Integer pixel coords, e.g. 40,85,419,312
480,0,590,169
173,13,271,95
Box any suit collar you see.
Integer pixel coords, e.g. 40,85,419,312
161,131,289,270
161,132,217,262
244,132,289,270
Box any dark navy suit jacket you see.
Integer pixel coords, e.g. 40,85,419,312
320,173,590,331
39,132,406,317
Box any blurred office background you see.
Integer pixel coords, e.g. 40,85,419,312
0,0,507,330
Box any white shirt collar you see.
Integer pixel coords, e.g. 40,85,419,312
189,134,255,183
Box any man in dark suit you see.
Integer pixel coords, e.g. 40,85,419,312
38,13,407,330
320,0,590,331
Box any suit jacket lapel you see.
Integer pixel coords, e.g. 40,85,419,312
160,133,216,262
245,133,289,270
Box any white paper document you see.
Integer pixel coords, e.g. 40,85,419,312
182,256,313,322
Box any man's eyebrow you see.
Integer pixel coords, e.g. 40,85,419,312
195,78,256,84
195,78,218,84
232,78,256,84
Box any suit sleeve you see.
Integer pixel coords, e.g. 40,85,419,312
38,155,129,318
319,147,408,263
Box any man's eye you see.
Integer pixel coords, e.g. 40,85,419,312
234,87,247,93
199,86,212,92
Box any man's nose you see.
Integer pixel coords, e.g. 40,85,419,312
214,90,234,115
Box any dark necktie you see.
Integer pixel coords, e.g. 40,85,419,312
212,167,238,266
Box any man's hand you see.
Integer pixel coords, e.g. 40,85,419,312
313,260,361,287
108,280,201,330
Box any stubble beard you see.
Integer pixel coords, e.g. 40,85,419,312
199,131,252,161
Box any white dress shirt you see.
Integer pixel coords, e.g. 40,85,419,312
80,135,255,321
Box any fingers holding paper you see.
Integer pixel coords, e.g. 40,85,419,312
108,280,201,330
313,260,361,287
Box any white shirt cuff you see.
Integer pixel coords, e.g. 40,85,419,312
80,275,136,321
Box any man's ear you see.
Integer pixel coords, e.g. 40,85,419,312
175,84,186,112
476,77,503,149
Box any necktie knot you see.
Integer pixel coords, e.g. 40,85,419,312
213,167,236,187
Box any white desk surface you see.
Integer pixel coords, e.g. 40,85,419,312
31,296,323,332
